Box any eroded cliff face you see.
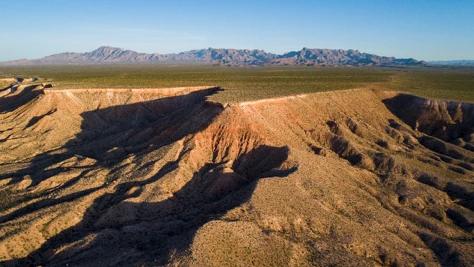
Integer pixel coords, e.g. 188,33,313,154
383,93,474,143
0,83,472,266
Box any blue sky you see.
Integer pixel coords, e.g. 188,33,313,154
1,0,473,61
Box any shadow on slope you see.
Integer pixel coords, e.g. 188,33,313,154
0,87,223,219
0,84,44,113
4,145,296,266
0,86,297,265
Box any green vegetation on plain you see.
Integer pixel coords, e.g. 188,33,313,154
387,68,474,102
0,65,473,103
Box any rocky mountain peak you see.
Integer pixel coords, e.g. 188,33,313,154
0,46,424,66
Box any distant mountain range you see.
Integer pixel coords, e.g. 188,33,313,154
428,60,474,67
1,46,424,66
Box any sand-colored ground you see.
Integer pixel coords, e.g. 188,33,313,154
0,81,473,266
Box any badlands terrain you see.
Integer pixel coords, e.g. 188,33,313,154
0,78,473,266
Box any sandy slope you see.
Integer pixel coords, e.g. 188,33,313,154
0,82,473,266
